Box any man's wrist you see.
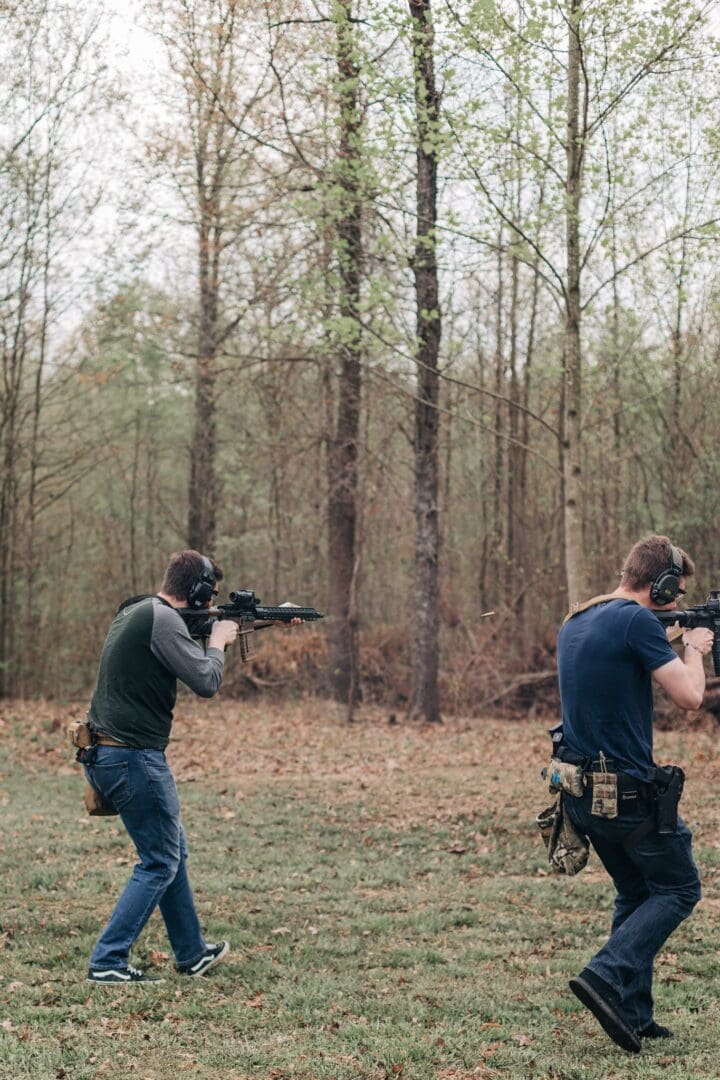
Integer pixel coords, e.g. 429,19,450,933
684,642,704,655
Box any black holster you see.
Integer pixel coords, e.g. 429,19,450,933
651,765,685,835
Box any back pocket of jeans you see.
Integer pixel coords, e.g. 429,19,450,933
87,762,132,810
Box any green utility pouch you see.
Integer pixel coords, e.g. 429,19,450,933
591,753,618,818
536,797,589,876
545,757,585,798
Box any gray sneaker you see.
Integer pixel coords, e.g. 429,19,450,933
87,964,164,985
177,941,229,976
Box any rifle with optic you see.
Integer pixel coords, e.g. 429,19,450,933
178,589,323,662
654,590,720,676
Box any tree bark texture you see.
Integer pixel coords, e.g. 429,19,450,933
326,0,363,708
409,0,442,723
188,208,220,552
562,0,587,604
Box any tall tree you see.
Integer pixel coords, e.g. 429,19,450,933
562,0,586,599
408,0,442,723
156,0,273,553
325,0,364,711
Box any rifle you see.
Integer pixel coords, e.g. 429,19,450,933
654,590,720,676
179,589,323,662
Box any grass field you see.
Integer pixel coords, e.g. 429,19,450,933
1,697,720,1079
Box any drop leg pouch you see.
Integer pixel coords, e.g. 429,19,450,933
536,796,589,876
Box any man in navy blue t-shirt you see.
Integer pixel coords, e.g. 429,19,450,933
557,534,713,1052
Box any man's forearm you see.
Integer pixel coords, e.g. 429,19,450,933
682,646,706,702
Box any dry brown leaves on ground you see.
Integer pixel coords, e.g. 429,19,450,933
2,695,720,837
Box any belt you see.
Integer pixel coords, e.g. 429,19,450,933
581,771,652,799
94,736,128,747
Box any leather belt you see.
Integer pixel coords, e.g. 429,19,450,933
94,736,128,747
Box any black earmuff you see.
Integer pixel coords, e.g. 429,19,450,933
650,545,683,605
187,555,217,609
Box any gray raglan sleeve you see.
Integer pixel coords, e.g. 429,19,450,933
150,601,225,697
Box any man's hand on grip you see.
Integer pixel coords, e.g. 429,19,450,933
682,627,714,655
210,619,240,650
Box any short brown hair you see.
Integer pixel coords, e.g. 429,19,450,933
621,534,694,590
161,550,223,601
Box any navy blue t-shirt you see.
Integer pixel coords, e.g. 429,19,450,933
557,599,677,781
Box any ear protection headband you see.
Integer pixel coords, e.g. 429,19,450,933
650,544,683,605
187,555,217,609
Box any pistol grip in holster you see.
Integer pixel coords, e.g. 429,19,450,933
652,765,685,835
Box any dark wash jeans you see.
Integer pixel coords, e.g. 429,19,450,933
565,788,701,1031
84,747,206,971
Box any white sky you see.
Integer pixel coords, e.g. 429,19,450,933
103,0,165,85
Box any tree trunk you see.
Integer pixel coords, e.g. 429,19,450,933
409,0,442,723
188,208,219,552
326,0,363,710
491,239,506,595
562,0,587,604
506,253,520,592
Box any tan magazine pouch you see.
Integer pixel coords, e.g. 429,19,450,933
590,752,618,819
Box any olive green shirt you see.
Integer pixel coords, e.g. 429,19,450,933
88,596,224,749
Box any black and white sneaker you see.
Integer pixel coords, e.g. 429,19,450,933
86,964,164,985
177,941,229,977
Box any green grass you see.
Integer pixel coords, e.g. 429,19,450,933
2,715,720,1078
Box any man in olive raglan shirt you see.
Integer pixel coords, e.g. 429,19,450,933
83,550,238,984
557,535,713,1052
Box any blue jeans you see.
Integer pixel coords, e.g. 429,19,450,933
84,747,206,971
565,789,701,1031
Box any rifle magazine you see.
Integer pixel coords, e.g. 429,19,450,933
239,630,253,663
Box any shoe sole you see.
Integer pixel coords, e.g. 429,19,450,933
181,941,230,977
569,976,641,1053
86,976,165,985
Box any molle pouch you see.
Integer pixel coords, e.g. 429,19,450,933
591,771,618,818
546,758,585,798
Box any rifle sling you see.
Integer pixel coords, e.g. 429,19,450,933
562,594,638,625
563,594,684,642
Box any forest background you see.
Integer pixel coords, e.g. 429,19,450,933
2,0,720,722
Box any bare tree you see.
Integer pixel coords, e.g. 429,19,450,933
0,1,103,695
